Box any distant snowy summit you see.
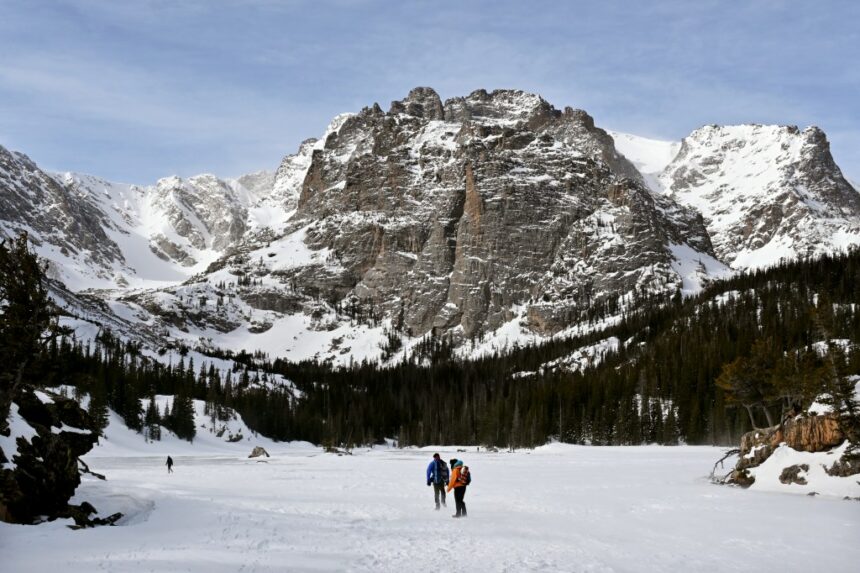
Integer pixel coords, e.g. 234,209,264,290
1,87,858,363
614,124,860,268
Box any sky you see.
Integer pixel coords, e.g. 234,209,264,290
1,0,858,184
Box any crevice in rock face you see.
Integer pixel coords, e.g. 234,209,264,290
444,159,509,337
297,149,326,213
463,161,483,230
410,169,469,335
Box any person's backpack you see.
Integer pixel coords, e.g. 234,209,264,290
440,461,449,482
462,466,471,486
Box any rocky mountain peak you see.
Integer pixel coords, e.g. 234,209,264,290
236,170,276,199
0,144,124,284
442,88,553,126
231,87,723,345
389,86,444,120
659,123,860,268
151,174,248,253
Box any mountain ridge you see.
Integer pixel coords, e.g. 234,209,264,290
1,87,858,363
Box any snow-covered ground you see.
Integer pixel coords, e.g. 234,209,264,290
2,441,858,572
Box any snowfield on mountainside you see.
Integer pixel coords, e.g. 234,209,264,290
1,416,858,573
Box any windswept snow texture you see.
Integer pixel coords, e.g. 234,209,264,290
1,445,857,572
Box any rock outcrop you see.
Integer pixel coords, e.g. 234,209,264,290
730,413,847,486
208,88,718,340
779,464,809,485
0,388,108,525
0,147,124,278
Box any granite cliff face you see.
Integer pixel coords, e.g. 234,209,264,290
1,87,858,362
273,88,717,338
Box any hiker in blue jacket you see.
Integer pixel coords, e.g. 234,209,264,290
425,453,449,510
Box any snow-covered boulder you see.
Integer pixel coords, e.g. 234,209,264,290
249,446,270,458
730,412,857,495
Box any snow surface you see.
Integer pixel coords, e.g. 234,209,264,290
1,441,857,572
538,336,620,374
4,394,858,571
87,398,283,458
609,131,680,192
668,243,732,295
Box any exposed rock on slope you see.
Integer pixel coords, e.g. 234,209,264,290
0,146,278,289
0,147,124,281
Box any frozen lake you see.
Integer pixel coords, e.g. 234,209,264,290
2,444,858,572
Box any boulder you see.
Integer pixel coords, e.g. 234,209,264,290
248,446,270,458
826,453,860,477
779,464,809,485
782,414,844,452
737,427,780,471
730,468,756,487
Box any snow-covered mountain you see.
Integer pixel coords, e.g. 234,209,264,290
613,125,860,268
2,87,859,363
0,145,282,290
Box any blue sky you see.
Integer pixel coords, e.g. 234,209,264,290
1,0,858,184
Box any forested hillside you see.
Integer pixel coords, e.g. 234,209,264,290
38,251,860,449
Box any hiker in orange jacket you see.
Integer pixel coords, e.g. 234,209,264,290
447,459,470,518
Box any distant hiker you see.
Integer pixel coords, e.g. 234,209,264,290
166,455,174,473
447,459,471,518
425,453,449,510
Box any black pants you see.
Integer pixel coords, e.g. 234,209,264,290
453,486,467,516
433,482,446,507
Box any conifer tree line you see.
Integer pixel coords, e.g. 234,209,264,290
263,250,860,448
17,232,860,449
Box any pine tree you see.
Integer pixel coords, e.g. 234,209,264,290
167,393,196,442
86,375,110,435
144,394,161,441
0,233,65,434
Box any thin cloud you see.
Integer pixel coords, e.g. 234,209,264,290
0,0,857,182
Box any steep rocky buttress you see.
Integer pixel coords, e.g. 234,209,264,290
194,88,718,341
